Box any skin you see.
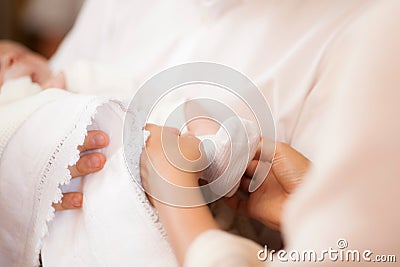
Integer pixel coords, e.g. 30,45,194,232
1,40,310,259
141,124,218,263
141,125,311,265
53,130,109,211
225,142,310,230
0,40,54,87
0,40,109,210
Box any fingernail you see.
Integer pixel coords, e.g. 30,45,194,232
92,133,106,146
88,155,101,168
73,196,82,207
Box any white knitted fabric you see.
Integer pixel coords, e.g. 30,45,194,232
0,77,44,158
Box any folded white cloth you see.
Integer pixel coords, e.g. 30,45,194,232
0,79,177,266
0,77,43,158
41,100,177,267
0,87,114,266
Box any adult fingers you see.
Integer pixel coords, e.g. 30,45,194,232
245,159,273,192
53,192,83,211
253,138,275,162
239,177,252,192
245,160,258,177
78,130,109,152
272,142,311,194
69,152,106,178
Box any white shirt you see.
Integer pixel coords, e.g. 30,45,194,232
49,0,400,266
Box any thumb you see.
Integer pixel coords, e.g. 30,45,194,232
272,142,311,194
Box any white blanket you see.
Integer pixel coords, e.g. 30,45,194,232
0,85,177,266
0,77,259,267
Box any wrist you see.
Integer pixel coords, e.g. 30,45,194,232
154,195,219,264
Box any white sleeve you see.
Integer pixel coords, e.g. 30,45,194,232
63,60,137,99
276,2,400,266
184,230,264,267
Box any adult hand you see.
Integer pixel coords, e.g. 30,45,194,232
225,142,310,230
52,130,109,211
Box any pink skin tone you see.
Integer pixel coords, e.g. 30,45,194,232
0,40,55,87
142,124,310,265
0,40,106,211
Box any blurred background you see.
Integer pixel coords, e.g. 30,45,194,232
0,0,83,58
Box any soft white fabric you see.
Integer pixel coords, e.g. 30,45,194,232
41,103,178,267
184,1,400,266
62,57,265,256
0,80,178,266
25,0,398,266
185,230,262,267
51,0,372,158
0,77,42,157
0,67,262,267
49,0,400,265
0,88,111,266
200,117,260,197
0,76,41,105
0,78,260,266
34,94,255,267
64,60,136,99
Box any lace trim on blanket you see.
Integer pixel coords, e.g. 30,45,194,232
123,105,168,241
32,97,109,266
32,98,170,266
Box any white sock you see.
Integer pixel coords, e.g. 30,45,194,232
198,117,260,197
